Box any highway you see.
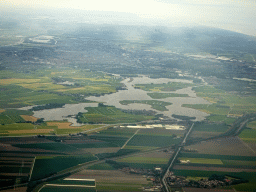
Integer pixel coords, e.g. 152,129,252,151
162,123,194,192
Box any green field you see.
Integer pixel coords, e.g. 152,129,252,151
206,115,236,124
0,69,123,108
13,142,79,153
134,82,192,92
180,153,256,161
193,122,230,132
247,121,256,129
77,106,155,124
127,135,181,147
239,128,256,143
117,156,169,164
120,100,172,111
0,109,33,125
222,160,256,166
31,154,97,180
183,86,256,117
87,163,115,170
178,157,223,165
147,93,189,99
89,135,129,147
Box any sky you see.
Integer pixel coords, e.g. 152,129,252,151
1,0,256,36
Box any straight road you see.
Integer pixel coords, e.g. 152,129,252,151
162,123,194,192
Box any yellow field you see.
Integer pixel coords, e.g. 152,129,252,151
73,78,109,82
0,109,5,113
20,83,66,90
9,129,54,134
0,78,41,85
21,115,38,122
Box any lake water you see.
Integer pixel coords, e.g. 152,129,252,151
26,76,210,125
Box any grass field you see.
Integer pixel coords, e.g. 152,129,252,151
0,109,33,125
13,142,79,153
77,106,155,124
31,154,97,180
239,128,256,143
180,153,256,161
0,69,123,108
178,157,223,165
120,100,172,111
89,135,129,147
183,86,256,117
193,122,230,133
147,93,189,99
126,135,181,147
247,121,256,129
134,82,192,92
117,156,168,164
206,115,236,124
87,163,115,170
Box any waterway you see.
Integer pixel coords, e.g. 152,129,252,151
22,76,210,125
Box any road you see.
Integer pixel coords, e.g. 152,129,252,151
162,123,194,192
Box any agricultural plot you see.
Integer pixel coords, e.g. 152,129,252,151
247,121,256,129
0,123,56,136
120,100,172,111
134,82,192,92
0,69,123,108
184,136,255,156
77,106,155,124
178,157,223,165
31,154,97,181
138,128,185,136
13,142,79,153
192,122,230,133
117,156,169,164
126,134,181,147
88,135,129,147
87,163,115,170
184,86,256,117
71,169,149,192
0,109,33,125
147,92,189,99
206,115,236,125
239,128,256,143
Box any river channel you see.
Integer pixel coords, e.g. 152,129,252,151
30,76,210,125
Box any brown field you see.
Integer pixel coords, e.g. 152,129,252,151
0,78,41,85
69,170,148,184
130,150,173,159
8,129,54,134
0,187,27,192
184,187,234,192
21,115,38,122
0,109,5,113
84,147,120,154
184,136,255,156
173,165,256,172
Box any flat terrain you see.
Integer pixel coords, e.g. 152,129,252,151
184,136,255,156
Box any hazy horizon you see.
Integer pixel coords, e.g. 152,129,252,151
1,0,256,36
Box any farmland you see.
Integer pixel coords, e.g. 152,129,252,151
178,157,223,165
182,86,256,117
120,100,172,111
31,154,97,180
77,105,155,124
0,69,123,108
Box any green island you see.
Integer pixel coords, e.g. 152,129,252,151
147,92,189,99
120,100,172,111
